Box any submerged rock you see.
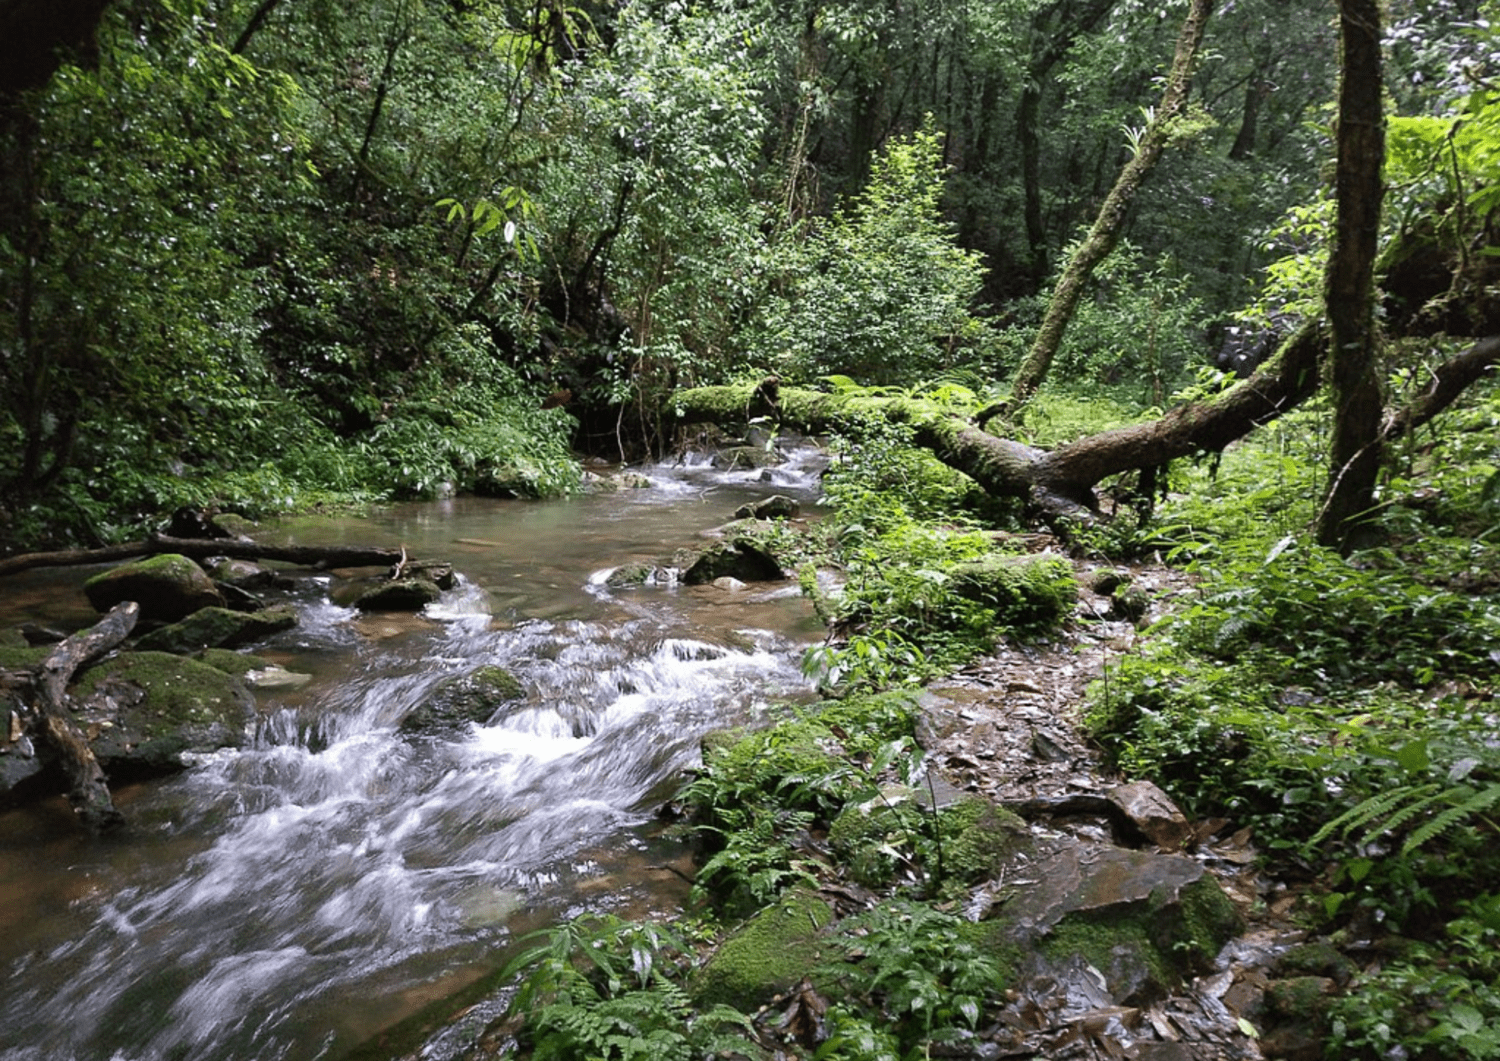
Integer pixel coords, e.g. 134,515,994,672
84,553,225,622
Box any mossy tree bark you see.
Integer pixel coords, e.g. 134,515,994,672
1316,0,1386,553
1009,0,1212,405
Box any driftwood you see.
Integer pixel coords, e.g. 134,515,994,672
31,601,139,831
0,534,406,578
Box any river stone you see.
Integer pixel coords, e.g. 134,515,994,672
1108,780,1193,850
69,651,254,779
205,557,282,590
691,889,835,1008
132,605,298,655
733,495,800,520
713,445,780,470
681,538,785,585
84,554,225,622
355,577,442,611
401,665,525,733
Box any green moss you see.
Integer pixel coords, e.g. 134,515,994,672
949,554,1077,631
133,605,297,654
691,889,835,1008
938,795,1028,884
75,651,252,735
0,638,46,671
195,648,272,677
401,665,525,733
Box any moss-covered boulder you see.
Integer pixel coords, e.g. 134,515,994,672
401,665,526,733
829,792,1028,889
691,889,835,1008
948,554,1077,630
987,841,1242,1004
70,651,255,779
84,554,225,622
355,578,443,612
734,495,800,520
681,537,785,585
132,605,297,654
713,445,780,471
605,562,670,588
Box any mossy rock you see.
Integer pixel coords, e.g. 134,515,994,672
948,554,1077,630
84,553,225,622
1090,569,1130,595
681,538,785,585
355,578,442,612
72,651,254,778
605,562,666,588
713,446,780,470
938,795,1029,885
401,665,525,733
195,648,273,678
132,605,297,654
691,889,835,1008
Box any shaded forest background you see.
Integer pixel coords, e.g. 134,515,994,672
0,0,1494,548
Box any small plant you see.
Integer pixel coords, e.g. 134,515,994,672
501,915,758,1061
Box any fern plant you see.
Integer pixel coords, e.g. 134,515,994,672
1313,777,1500,858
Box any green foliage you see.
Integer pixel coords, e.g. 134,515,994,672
818,900,1003,1055
501,915,758,1061
743,124,991,385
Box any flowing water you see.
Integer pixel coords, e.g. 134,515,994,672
0,450,828,1061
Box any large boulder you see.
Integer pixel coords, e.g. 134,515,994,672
355,578,443,612
84,554,224,622
132,605,298,654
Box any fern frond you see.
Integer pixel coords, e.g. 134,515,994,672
1312,783,1440,845
1402,782,1500,855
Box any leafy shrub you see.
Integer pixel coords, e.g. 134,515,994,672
741,123,990,385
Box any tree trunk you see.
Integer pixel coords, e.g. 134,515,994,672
1010,0,1212,404
32,601,138,830
1316,0,1385,552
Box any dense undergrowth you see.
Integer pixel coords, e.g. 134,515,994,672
482,370,1500,1061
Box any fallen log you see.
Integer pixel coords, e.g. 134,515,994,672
32,601,139,831
0,535,406,578
673,320,1328,528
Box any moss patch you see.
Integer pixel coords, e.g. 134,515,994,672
948,554,1077,631
692,889,835,1008
195,648,272,677
401,665,525,733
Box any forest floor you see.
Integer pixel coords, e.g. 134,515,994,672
914,551,1306,1060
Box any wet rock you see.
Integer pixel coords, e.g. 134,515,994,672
1090,569,1130,596
713,445,780,470
711,576,747,591
132,605,298,654
402,665,525,733
1108,780,1194,851
84,554,225,622
204,557,281,590
355,577,443,612
692,889,835,1008
1109,585,1151,623
681,538,785,585
245,666,314,690
734,495,801,521
405,561,457,591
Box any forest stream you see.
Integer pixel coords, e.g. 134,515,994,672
0,449,830,1061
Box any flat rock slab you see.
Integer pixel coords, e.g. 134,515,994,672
998,842,1214,941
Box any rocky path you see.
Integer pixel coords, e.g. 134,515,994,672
914,556,1318,1061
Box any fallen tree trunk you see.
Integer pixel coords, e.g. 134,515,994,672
32,601,139,831
676,320,1327,526
0,535,406,578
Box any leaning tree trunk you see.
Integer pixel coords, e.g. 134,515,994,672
1009,0,1212,405
1317,0,1386,552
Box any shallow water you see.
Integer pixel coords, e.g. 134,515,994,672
0,449,827,1061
